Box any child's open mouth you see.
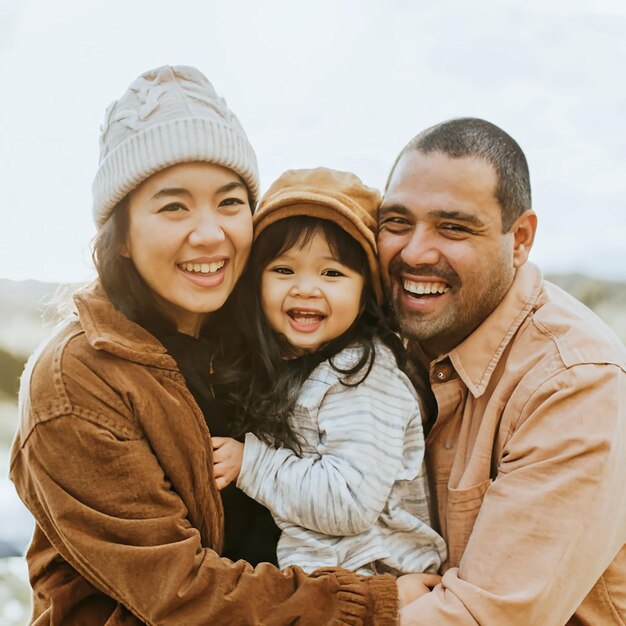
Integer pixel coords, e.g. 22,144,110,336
287,309,326,332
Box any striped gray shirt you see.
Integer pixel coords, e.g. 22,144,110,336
237,339,447,574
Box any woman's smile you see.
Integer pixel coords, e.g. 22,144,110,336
178,257,229,288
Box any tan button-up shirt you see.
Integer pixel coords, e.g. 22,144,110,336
404,263,626,625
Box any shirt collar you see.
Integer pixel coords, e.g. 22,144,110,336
416,262,544,398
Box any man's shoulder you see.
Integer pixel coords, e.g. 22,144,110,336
526,279,626,371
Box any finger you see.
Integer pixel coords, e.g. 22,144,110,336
212,437,225,449
418,574,442,587
215,476,228,490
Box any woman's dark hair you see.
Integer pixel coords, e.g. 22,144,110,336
214,216,405,452
92,197,177,334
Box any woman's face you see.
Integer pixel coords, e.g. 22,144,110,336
122,162,253,336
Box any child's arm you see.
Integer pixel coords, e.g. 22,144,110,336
236,362,424,536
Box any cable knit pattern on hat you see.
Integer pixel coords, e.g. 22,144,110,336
93,65,259,227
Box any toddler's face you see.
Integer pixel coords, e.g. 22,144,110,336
261,231,365,354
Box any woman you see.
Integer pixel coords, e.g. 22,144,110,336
9,65,424,625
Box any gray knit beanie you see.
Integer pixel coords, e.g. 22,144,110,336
92,65,259,228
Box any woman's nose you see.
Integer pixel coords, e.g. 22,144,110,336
188,211,226,246
400,227,441,267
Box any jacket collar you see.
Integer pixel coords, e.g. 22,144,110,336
430,262,544,398
73,281,179,370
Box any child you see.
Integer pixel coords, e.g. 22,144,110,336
213,168,447,576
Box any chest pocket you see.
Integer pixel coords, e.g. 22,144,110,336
445,479,492,569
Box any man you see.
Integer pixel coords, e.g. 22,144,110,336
378,118,626,625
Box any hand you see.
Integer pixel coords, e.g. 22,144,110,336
212,437,244,490
396,572,441,607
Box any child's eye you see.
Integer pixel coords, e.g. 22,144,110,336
322,269,345,277
157,202,187,213
271,266,293,275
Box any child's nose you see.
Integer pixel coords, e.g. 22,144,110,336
290,277,322,298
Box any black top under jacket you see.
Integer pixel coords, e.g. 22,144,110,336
157,331,280,567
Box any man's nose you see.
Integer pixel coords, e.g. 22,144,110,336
188,211,226,246
400,227,441,267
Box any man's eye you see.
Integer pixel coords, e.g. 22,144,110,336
158,202,187,213
441,223,471,234
322,269,344,277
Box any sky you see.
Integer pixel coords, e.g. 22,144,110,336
0,0,625,284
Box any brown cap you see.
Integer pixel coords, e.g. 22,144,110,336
254,167,383,303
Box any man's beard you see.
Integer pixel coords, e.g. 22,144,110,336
386,255,512,355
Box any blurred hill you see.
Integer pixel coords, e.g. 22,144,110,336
0,279,81,357
0,273,623,422
0,273,624,364
546,273,626,343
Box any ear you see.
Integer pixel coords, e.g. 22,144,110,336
510,210,537,268
118,240,131,259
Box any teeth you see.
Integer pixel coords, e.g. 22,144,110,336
294,316,320,325
181,260,225,274
403,279,449,295
289,310,324,324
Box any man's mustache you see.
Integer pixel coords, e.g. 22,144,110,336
387,256,460,290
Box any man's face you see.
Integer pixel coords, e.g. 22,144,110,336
378,150,517,358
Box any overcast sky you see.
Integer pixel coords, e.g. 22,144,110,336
1,0,625,284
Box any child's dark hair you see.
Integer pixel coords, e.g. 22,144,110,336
213,216,405,452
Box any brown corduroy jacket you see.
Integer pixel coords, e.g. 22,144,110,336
10,283,398,625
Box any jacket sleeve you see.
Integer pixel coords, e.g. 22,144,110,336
237,364,422,536
400,363,626,625
11,411,398,626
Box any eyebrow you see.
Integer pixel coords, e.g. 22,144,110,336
274,251,344,264
378,203,411,219
151,187,191,200
428,209,486,228
216,181,246,194
150,180,246,201
379,204,486,228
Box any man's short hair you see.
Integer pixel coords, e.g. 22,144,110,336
388,118,531,231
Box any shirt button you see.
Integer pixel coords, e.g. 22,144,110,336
436,370,447,381
444,441,454,450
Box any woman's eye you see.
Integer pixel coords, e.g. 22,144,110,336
322,269,345,277
219,197,245,208
158,202,187,213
